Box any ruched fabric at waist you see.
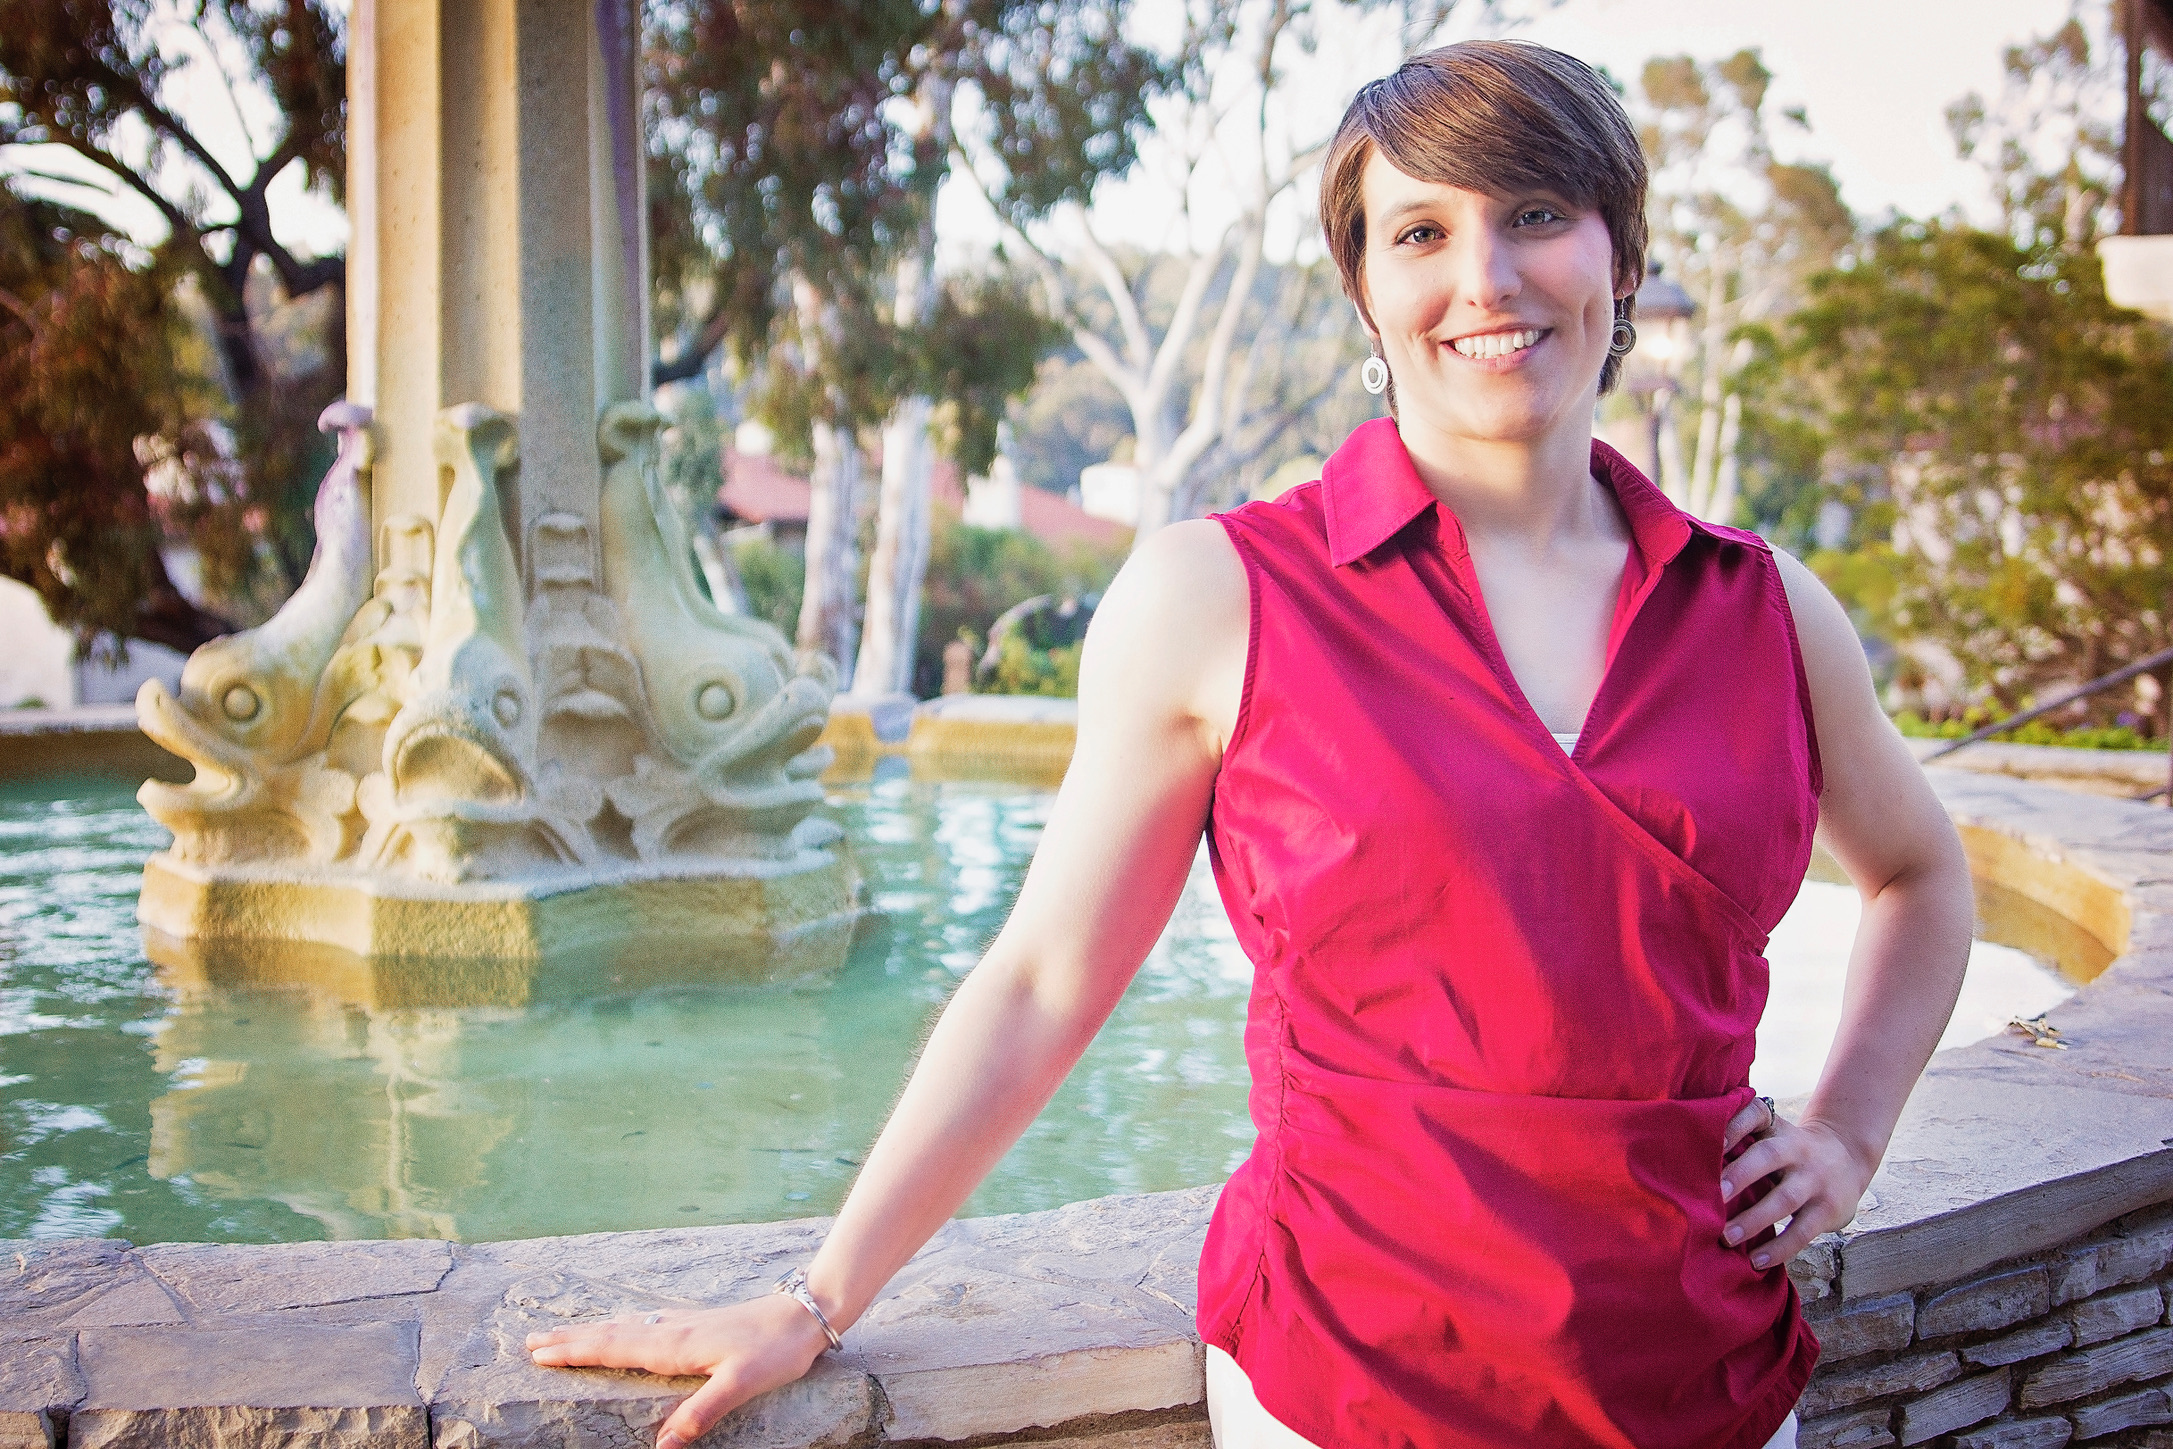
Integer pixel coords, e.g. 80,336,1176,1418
1196,1053,1819,1449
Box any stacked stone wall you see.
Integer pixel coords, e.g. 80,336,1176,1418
1792,1202,2173,1449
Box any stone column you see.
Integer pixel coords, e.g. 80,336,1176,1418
348,0,647,556
133,0,852,989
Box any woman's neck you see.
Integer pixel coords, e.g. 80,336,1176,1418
1394,411,1609,554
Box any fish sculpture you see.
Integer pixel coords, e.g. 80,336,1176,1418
358,405,591,880
137,402,377,863
594,402,833,859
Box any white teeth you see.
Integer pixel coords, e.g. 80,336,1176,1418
1451,328,1543,360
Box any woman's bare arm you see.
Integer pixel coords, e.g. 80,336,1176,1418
527,519,1249,1448
1718,548,1974,1268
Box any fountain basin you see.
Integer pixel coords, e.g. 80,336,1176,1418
138,850,862,1001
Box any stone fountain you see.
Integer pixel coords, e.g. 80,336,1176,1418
131,0,853,995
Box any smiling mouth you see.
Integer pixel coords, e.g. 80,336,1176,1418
1450,328,1545,361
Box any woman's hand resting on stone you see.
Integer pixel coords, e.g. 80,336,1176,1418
1718,1096,1877,1273
527,1294,830,1448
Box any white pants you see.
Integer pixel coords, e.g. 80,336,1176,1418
1206,1346,1800,1449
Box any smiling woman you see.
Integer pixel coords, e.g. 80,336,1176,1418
525,41,1975,1449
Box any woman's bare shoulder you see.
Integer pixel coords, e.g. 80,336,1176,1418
1094,519,1249,640
1078,519,1250,746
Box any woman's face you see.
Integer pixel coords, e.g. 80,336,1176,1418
1358,149,1624,451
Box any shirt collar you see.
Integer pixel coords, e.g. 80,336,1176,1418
1320,418,1714,572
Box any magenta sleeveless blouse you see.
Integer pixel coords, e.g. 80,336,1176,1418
1197,419,1822,1448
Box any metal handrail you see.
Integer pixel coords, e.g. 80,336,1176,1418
1919,643,2173,759
1918,642,2173,805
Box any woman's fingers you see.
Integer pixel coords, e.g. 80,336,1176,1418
657,1367,754,1449
1723,1163,1809,1250
1754,1197,1847,1271
1721,1096,1771,1155
526,1318,700,1374
1719,1133,1784,1201
1718,1116,1876,1271
526,1296,831,1448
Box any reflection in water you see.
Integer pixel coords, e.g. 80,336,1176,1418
0,773,2085,1244
2,771,1253,1243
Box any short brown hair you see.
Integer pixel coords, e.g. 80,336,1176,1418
1320,40,1649,394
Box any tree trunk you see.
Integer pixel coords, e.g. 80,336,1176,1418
130,550,238,655
856,395,935,694
798,416,864,683
1655,388,1690,507
1705,392,1744,527
1686,262,1730,518
791,275,865,683
1133,213,1267,539
853,70,951,696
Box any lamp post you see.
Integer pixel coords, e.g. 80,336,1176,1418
1621,261,1696,501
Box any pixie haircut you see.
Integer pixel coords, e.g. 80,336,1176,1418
1320,40,1650,395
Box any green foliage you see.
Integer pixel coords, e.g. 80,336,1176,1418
0,0,347,648
0,181,234,654
924,273,1065,478
645,0,1160,444
1892,709,2157,752
1631,47,1855,524
913,508,1124,697
984,635,1082,697
730,536,806,638
1779,219,2173,719
1945,16,2118,253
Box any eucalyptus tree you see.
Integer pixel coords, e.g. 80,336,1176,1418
0,0,346,642
645,0,1156,690
1634,49,1852,526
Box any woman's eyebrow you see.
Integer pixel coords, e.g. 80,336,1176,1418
1375,198,1443,230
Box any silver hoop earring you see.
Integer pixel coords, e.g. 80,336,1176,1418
1609,320,1637,357
1360,356,1390,394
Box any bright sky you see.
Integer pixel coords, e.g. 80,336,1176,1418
6,0,2086,269
1517,0,2077,226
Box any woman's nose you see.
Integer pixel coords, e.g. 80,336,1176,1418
1442,228,1522,312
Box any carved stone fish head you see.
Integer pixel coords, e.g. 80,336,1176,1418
138,402,377,773
381,406,538,815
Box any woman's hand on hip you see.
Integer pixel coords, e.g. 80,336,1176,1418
526,1294,830,1448
1719,1098,1875,1272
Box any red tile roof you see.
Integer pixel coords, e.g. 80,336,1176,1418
928,459,1132,552
718,449,1131,553
719,449,811,525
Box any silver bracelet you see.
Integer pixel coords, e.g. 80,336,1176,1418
773,1267,843,1351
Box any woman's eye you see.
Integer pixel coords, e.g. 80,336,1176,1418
1397,224,1443,246
1516,208,1564,227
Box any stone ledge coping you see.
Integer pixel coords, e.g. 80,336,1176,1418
1908,737,2170,797
0,704,143,737
0,705,185,783
5,761,2173,1445
3,1189,1215,1448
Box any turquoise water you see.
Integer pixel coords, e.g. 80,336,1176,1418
0,768,1256,1244
0,769,2070,1245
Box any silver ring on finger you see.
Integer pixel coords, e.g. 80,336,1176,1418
1756,1095,1779,1137
643,1312,664,1325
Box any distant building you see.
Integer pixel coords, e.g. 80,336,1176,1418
2100,0,2173,317
716,447,1129,556
939,460,1129,552
1078,463,1143,527
0,576,187,708
717,448,813,552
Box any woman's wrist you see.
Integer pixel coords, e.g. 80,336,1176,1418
761,1286,835,1363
